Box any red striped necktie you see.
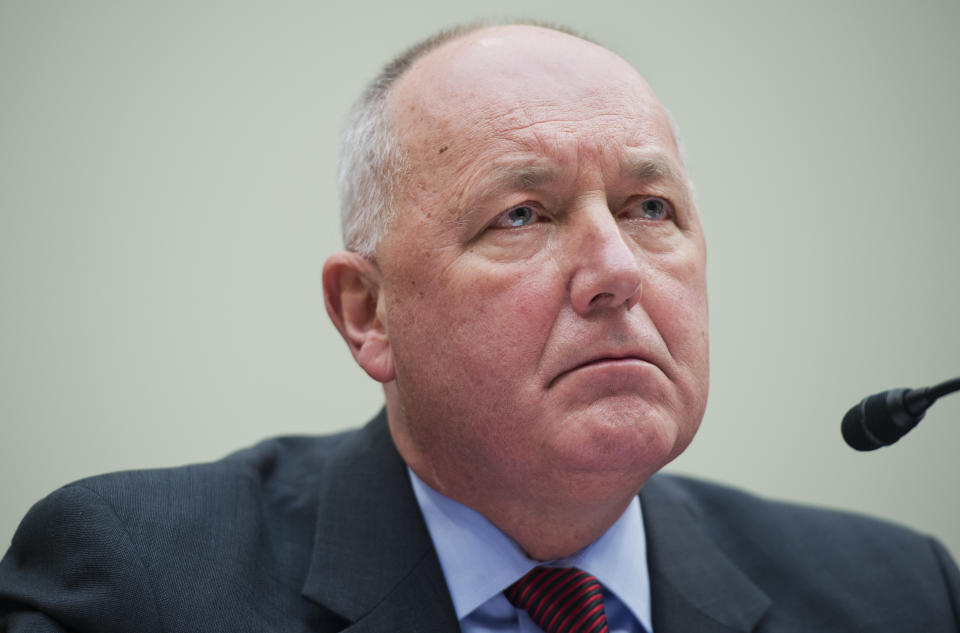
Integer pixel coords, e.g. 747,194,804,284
504,566,610,633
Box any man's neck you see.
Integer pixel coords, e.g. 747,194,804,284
469,489,638,561
406,454,642,560
386,402,653,560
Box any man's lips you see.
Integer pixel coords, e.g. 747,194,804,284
548,353,656,388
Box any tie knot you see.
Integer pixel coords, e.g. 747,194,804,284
504,566,609,633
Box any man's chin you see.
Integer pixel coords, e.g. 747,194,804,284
547,402,690,477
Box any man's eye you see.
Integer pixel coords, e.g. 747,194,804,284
626,197,672,220
493,204,540,228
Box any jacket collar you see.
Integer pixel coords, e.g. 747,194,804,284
300,410,461,632
301,411,770,633
641,475,771,632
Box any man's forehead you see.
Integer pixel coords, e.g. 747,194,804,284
389,25,658,131
475,149,683,192
383,24,685,216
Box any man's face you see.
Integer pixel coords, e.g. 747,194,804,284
375,26,708,509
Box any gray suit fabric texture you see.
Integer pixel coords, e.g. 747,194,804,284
1,410,958,632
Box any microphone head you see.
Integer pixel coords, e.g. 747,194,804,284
841,397,882,451
841,388,925,451
841,399,875,451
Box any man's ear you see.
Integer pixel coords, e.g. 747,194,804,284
322,252,395,383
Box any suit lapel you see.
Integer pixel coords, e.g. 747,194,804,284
300,410,461,633
641,476,771,633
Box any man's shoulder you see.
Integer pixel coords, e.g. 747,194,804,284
71,428,360,503
0,426,375,633
41,426,377,548
645,473,960,617
639,474,960,631
647,472,932,547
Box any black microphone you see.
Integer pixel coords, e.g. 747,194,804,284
842,377,960,451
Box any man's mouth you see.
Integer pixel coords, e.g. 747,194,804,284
548,353,654,388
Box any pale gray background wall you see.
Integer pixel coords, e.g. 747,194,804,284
2,1,958,560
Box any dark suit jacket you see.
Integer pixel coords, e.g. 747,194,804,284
2,410,958,632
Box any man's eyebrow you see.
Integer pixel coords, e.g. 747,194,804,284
623,153,681,183
482,163,563,191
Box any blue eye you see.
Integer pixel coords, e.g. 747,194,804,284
630,197,671,220
487,203,546,231
503,205,537,227
641,198,665,219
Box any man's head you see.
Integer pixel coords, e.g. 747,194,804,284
324,24,709,558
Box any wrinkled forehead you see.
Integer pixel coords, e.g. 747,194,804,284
388,26,677,162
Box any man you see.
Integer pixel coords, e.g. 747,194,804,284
1,22,958,633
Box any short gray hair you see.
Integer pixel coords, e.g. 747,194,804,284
338,25,481,257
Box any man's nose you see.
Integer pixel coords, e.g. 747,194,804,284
567,206,643,314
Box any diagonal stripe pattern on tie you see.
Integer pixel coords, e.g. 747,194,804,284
504,566,610,633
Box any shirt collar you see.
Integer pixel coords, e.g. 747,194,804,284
408,467,652,632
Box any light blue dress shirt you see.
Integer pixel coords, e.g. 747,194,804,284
408,468,652,633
